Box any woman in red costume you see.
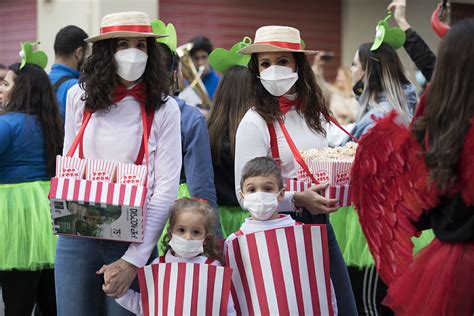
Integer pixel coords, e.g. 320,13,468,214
351,18,474,315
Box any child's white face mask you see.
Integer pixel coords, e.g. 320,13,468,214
258,65,299,96
169,234,204,259
243,191,279,220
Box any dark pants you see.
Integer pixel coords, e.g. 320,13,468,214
0,269,56,316
291,211,358,315
347,266,394,316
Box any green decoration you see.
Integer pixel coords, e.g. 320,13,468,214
371,12,406,51
19,42,48,70
208,36,252,74
151,20,177,52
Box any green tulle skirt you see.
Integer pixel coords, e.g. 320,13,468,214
330,206,435,268
0,181,57,271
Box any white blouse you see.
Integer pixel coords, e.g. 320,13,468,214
64,84,182,268
234,105,328,211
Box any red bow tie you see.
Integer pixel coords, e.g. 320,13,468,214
279,96,301,115
113,82,146,104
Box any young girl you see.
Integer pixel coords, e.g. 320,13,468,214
109,198,235,315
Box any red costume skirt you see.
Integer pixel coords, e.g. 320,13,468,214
383,238,474,315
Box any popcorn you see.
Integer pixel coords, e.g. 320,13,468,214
117,163,147,186
298,143,358,185
86,159,118,182
56,155,86,179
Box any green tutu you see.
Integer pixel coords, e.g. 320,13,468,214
330,206,435,268
0,181,57,271
218,205,249,238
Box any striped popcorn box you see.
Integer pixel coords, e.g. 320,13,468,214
117,163,147,186
138,262,233,316
56,155,86,179
286,179,352,207
227,225,334,316
86,159,118,183
299,159,353,186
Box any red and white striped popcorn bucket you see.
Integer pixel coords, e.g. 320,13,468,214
86,159,118,182
138,262,233,316
226,225,334,316
298,159,353,186
117,162,147,186
286,179,352,207
55,155,86,179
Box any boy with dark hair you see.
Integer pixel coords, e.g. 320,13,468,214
49,25,89,120
188,35,220,99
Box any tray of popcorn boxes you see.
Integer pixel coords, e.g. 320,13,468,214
287,143,358,207
48,155,148,242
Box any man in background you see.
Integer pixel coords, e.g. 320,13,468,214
189,36,220,100
49,25,88,120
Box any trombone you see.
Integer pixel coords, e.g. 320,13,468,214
176,43,213,110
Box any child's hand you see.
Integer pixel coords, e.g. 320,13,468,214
102,265,121,285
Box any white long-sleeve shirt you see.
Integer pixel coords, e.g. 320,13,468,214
64,84,182,267
115,250,236,315
234,105,328,212
225,215,338,314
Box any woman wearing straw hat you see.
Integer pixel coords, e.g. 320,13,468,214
54,12,182,315
234,25,357,314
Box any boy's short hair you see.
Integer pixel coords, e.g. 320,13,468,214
240,156,284,190
189,36,213,56
54,25,88,57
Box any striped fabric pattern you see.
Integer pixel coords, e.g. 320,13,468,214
286,179,352,207
49,177,146,207
138,262,233,316
227,225,334,316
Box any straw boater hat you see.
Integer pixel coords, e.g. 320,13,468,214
85,11,167,43
238,25,317,55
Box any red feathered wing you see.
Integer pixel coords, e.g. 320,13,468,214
459,118,474,206
350,112,439,285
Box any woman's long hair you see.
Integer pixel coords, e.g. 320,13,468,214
208,65,251,164
412,19,474,190
1,63,63,176
248,52,330,135
79,37,169,112
357,43,411,124
161,198,225,264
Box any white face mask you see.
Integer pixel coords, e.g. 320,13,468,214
258,65,299,97
114,48,148,82
243,191,279,220
168,233,204,259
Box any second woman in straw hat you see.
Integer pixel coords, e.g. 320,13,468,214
54,11,182,316
234,25,357,314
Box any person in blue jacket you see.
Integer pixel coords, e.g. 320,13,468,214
189,36,220,100
0,48,63,315
157,42,223,239
48,25,88,120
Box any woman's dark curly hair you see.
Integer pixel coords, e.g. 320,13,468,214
79,37,169,112
161,198,225,265
248,52,330,135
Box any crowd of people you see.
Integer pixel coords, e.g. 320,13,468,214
0,0,473,315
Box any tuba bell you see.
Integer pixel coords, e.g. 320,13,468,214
176,42,213,110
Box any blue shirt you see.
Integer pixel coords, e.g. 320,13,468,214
175,97,217,209
49,64,80,121
202,69,220,100
0,113,49,183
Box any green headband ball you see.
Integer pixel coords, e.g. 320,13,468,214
208,36,252,74
19,42,48,70
151,19,177,53
371,12,406,51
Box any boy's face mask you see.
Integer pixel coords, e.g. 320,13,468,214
243,191,280,220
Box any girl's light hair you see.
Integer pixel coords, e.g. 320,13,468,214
161,198,224,264
357,43,412,125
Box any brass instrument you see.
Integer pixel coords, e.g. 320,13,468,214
176,43,213,110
